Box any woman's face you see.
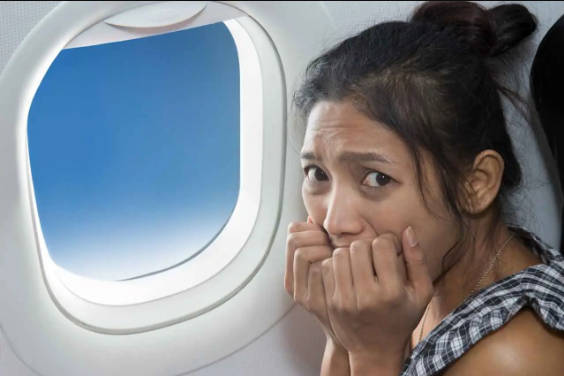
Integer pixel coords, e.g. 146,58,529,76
301,100,461,281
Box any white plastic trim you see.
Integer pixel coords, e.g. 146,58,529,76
66,1,245,49
1,1,286,334
104,1,207,29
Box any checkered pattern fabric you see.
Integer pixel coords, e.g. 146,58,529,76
401,227,564,375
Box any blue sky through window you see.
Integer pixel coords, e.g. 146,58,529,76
28,23,240,281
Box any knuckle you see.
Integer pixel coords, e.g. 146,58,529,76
380,233,399,246
287,229,329,252
287,232,300,250
333,247,349,258
350,239,369,253
294,248,307,263
319,232,332,246
310,231,326,246
371,237,382,250
373,233,400,251
320,246,333,259
288,222,300,233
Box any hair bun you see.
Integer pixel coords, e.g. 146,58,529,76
411,1,536,57
489,4,537,55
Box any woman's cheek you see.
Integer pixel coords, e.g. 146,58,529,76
301,187,325,224
363,200,409,237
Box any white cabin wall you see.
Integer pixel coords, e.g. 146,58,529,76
0,2,59,75
1,2,563,376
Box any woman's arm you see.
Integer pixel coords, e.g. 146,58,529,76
321,337,350,376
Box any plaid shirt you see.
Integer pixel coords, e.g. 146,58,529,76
401,227,564,375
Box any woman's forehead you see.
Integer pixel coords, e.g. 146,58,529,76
302,101,408,162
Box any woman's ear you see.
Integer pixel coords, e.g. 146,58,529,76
461,150,505,215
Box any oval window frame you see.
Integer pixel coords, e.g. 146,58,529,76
11,1,285,334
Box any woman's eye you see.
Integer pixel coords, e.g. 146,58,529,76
305,166,328,182
362,171,391,188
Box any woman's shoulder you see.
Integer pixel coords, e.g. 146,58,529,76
442,308,564,375
402,228,564,375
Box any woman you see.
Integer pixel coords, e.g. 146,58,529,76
284,1,564,375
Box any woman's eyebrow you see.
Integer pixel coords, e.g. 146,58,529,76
300,151,393,164
338,151,393,164
300,151,317,160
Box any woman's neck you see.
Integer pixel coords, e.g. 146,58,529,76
431,218,509,318
412,215,542,347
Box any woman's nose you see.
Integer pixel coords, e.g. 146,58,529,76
322,189,363,239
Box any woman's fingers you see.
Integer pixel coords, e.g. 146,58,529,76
371,234,407,294
321,258,336,303
288,221,322,234
401,226,433,304
349,240,377,307
293,245,333,302
288,218,328,236
349,240,375,287
285,224,331,294
287,223,432,323
306,262,328,318
331,248,355,310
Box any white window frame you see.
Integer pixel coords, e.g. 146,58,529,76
15,1,285,334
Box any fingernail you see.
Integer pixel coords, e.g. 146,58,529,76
406,226,418,248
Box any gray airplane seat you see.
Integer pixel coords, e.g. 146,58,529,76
531,13,564,250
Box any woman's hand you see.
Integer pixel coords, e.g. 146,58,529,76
321,227,433,374
284,218,340,344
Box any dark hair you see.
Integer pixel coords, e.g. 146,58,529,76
294,1,537,227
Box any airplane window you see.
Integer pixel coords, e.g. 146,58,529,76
28,22,240,281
